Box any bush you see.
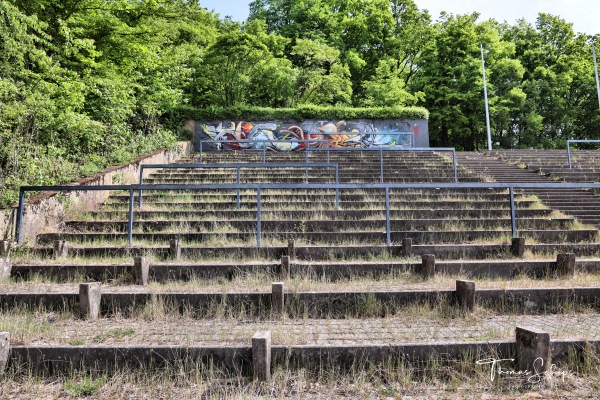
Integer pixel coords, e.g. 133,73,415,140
171,105,429,122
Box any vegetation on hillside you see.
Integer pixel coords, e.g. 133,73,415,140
1,0,599,207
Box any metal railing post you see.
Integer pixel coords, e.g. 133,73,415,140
256,188,262,248
385,187,391,247
128,188,134,245
305,148,309,164
15,189,25,244
509,187,517,238
236,167,241,209
335,165,339,208
262,147,266,163
565,140,600,169
8,207,16,241
199,140,203,163
138,166,144,208
452,150,458,183
305,165,309,184
327,149,330,163
380,147,384,183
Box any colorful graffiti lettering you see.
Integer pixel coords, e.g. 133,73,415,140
199,120,419,151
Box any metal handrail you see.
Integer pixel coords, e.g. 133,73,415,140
199,139,457,183
304,131,415,148
138,163,340,208
199,139,329,163
15,181,600,247
567,140,600,168
305,147,458,183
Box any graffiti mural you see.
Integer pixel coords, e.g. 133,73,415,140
194,119,429,152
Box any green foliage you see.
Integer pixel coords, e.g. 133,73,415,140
410,13,488,150
249,1,600,150
2,0,600,211
173,104,429,121
0,0,202,208
361,59,425,106
64,374,107,397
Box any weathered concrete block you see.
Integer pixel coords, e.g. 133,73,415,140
271,282,284,317
456,280,475,311
252,331,271,381
281,256,290,279
420,254,435,279
555,253,575,277
79,283,101,320
287,239,296,260
0,241,11,257
402,238,412,257
134,257,150,285
516,326,550,374
169,239,181,260
0,332,9,372
53,240,69,259
0,259,12,280
511,237,525,257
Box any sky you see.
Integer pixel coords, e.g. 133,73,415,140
199,0,600,35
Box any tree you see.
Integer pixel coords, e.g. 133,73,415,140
291,38,352,105
361,58,424,106
505,14,599,147
411,13,487,150
0,0,217,206
192,27,287,107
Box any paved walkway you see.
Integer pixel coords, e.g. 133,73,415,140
18,312,600,347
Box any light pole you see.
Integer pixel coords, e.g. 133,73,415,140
481,44,492,150
593,42,600,110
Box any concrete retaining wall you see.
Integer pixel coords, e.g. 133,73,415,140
27,242,600,261
9,340,600,374
0,142,192,244
192,119,430,151
11,345,252,375
10,259,600,282
1,287,598,316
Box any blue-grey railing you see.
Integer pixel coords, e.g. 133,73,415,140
138,163,340,208
304,147,459,183
198,139,329,163
304,131,415,148
567,140,600,168
16,182,600,248
199,132,415,159
200,140,457,183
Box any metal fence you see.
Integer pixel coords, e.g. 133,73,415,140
198,139,329,163
138,163,340,208
304,131,415,148
303,147,459,183
199,141,458,183
199,132,415,157
567,140,600,168
15,182,600,247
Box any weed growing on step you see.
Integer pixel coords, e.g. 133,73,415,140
64,375,108,396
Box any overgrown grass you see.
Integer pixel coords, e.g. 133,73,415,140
1,345,598,399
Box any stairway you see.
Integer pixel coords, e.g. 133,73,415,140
457,151,600,227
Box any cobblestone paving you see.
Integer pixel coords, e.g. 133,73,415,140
17,312,600,347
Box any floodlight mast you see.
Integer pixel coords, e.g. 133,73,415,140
593,42,600,111
481,44,492,151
